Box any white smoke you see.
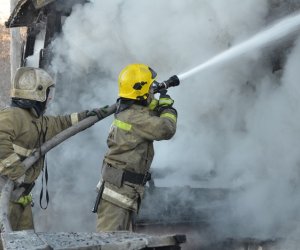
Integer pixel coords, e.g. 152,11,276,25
32,0,300,245
0,0,10,22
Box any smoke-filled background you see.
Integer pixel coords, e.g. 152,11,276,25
25,0,300,244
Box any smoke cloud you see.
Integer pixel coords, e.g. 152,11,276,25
32,0,300,245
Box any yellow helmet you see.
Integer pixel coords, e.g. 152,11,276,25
11,67,54,102
118,64,157,100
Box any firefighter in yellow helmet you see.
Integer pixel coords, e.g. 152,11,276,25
95,63,180,232
0,67,107,231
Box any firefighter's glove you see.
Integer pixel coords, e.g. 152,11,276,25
157,92,174,114
148,98,159,111
16,194,32,207
87,105,109,119
159,93,174,107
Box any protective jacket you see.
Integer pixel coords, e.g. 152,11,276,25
0,106,86,186
101,103,177,212
0,106,88,231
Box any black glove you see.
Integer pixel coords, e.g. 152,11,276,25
87,105,109,119
158,90,174,106
158,88,168,96
157,91,174,114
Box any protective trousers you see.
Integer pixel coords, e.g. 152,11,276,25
96,199,133,232
9,201,34,230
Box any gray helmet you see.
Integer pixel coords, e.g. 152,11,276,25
11,67,54,102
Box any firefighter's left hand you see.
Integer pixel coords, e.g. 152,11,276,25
148,98,159,111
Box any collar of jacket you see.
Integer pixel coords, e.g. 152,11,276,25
116,98,134,114
30,108,40,118
11,99,45,118
116,98,149,114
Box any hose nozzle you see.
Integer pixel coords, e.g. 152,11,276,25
153,75,180,93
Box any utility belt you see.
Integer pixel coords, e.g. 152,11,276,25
92,164,149,213
102,163,151,188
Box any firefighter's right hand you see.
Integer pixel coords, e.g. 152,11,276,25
86,105,109,119
158,91,174,108
157,92,175,114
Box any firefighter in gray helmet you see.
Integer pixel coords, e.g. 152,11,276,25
95,63,179,232
0,67,107,231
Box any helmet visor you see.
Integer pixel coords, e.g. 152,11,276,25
148,67,157,79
